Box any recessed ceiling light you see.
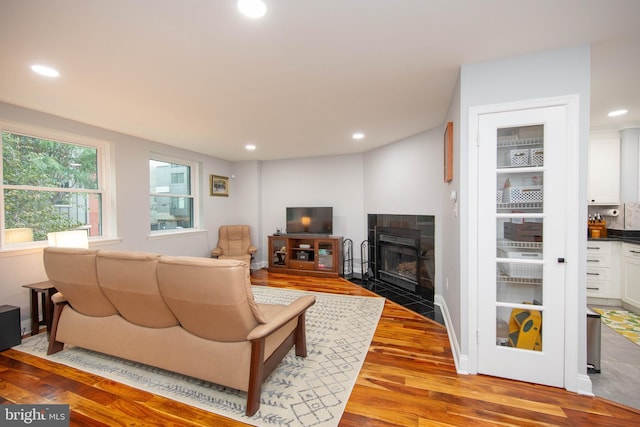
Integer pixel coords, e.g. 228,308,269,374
608,109,628,117
245,144,256,151
352,132,365,140
237,0,267,19
31,64,60,78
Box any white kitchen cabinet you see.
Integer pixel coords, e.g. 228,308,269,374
586,240,620,304
588,138,620,205
622,242,640,311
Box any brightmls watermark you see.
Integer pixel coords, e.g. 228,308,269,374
1,405,69,426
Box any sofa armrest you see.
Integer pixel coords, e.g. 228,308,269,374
51,291,67,304
246,295,316,341
248,245,257,254
47,293,69,355
211,247,222,258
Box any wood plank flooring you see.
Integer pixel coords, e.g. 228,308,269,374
2,269,640,426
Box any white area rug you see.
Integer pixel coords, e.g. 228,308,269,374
14,286,385,427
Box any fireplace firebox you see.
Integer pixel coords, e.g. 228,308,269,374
376,227,420,291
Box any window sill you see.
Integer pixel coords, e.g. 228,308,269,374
0,237,123,257
147,228,208,241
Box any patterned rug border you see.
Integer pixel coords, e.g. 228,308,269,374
592,308,640,346
14,287,385,427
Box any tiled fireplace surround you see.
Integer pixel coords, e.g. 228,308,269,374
351,214,443,324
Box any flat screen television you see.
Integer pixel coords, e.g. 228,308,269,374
286,207,333,235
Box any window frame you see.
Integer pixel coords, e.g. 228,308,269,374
148,153,200,236
0,120,114,252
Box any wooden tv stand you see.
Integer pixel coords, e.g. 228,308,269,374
268,235,343,277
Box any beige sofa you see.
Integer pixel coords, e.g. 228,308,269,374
43,247,315,416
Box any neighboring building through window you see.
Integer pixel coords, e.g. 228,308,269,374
149,156,197,232
1,129,108,247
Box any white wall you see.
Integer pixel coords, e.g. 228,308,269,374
439,73,462,366
0,102,238,330
1,100,445,333
259,154,365,266
363,129,446,302
228,160,262,266
363,130,443,217
459,45,591,392
0,47,593,391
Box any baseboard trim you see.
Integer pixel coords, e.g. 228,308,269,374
435,294,468,375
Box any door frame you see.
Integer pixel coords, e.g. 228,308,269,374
466,95,592,394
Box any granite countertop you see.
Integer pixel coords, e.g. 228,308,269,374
588,229,640,245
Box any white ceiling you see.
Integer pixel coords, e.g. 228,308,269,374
1,0,639,161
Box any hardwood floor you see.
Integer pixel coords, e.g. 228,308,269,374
2,269,640,426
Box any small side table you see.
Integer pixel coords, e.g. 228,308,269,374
22,280,57,338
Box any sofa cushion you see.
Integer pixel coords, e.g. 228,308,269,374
96,250,179,328
54,306,257,392
43,247,117,317
157,256,264,342
218,253,252,266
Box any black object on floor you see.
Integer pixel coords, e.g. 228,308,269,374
0,305,21,351
351,279,444,325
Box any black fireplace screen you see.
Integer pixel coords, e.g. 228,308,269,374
379,239,418,284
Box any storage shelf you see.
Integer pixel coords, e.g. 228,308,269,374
497,137,543,148
497,275,542,285
497,202,543,210
497,239,543,250
498,165,545,171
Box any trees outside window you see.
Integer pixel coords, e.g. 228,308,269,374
1,130,105,246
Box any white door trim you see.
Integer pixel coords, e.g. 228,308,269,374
466,95,589,393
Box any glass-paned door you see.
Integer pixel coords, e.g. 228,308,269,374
477,106,567,387
317,240,334,271
269,236,287,269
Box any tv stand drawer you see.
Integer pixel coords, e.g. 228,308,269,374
289,260,315,270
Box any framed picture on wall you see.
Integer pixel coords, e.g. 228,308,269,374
210,174,229,197
444,121,453,182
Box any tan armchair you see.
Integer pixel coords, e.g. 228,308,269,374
211,225,257,266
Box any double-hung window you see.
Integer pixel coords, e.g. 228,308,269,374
149,155,198,233
1,127,109,248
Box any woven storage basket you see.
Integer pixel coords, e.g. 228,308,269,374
502,185,543,203
530,148,544,166
499,263,542,279
506,149,529,167
498,249,543,279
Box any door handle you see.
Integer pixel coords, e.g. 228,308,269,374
557,258,565,263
